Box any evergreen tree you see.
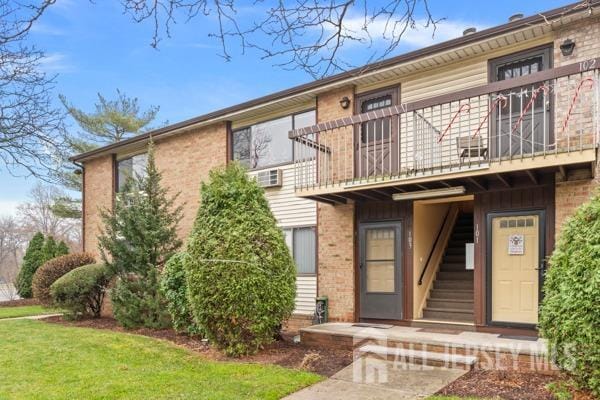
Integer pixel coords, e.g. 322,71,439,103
16,233,46,298
99,140,183,328
185,163,296,356
41,236,57,261
56,241,70,257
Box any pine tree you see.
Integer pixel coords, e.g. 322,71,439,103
16,232,46,298
99,140,183,328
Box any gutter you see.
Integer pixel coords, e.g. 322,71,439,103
70,0,599,163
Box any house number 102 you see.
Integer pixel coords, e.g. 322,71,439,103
579,58,597,72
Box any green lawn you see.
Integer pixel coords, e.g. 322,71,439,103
0,305,60,319
0,320,322,399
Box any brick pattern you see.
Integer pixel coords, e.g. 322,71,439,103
316,86,357,322
82,123,229,255
553,16,600,237
154,122,228,240
83,155,114,259
283,314,314,334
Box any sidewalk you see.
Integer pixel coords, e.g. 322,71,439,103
285,356,467,400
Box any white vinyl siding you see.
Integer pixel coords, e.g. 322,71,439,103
248,163,317,315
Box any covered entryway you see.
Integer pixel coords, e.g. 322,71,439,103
359,222,403,320
487,211,545,327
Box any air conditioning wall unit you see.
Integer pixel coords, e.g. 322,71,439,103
256,169,283,188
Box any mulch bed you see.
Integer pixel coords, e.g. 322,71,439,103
43,316,353,377
0,298,40,307
436,369,595,400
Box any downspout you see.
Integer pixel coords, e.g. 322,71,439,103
72,160,85,252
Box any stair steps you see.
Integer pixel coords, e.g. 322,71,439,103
422,213,475,324
358,344,477,370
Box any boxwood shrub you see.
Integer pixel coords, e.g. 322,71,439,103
160,252,202,336
51,263,112,318
186,164,296,356
32,253,96,306
539,191,600,396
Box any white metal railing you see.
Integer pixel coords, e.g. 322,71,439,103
291,61,600,191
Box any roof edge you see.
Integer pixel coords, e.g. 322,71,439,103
71,0,597,163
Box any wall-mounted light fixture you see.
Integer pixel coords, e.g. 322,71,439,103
339,96,351,109
560,39,575,56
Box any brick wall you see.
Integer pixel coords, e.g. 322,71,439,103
83,155,114,259
316,85,357,322
154,122,228,240
553,16,600,237
82,122,228,256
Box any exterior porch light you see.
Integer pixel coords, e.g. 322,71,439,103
339,96,351,109
392,186,466,201
560,39,575,56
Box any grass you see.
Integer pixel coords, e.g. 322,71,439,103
0,305,60,319
0,320,322,399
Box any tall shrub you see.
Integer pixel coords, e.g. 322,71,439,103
32,253,96,306
160,252,201,336
186,163,296,356
99,141,183,329
16,232,46,298
540,191,600,396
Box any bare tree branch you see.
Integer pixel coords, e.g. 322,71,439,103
118,0,441,78
0,0,66,180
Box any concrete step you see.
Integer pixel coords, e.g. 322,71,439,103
429,289,474,300
445,247,465,255
437,271,473,281
427,298,474,310
434,279,474,290
451,233,474,240
359,344,477,370
423,307,474,322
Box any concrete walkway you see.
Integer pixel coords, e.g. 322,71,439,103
0,313,62,322
285,357,467,400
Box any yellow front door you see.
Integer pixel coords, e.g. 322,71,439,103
490,214,541,325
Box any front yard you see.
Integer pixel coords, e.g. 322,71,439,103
0,319,322,399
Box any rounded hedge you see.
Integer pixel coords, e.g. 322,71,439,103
51,263,112,318
185,164,296,356
539,191,600,396
32,253,96,306
160,252,202,336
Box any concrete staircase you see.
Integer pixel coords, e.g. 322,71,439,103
423,213,474,323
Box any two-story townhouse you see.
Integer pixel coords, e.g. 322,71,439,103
73,1,600,336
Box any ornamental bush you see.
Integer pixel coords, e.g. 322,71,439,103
160,252,202,336
539,190,600,397
32,253,95,306
186,163,296,356
51,263,112,319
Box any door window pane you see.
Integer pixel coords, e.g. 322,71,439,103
361,95,392,143
365,228,395,293
367,261,395,293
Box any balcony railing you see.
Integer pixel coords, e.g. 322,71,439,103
290,58,600,192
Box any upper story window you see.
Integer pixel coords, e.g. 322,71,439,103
232,110,316,169
116,153,147,192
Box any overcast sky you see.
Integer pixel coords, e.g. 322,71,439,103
0,0,569,216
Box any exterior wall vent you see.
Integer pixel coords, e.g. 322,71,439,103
256,169,283,188
509,13,524,22
463,27,477,36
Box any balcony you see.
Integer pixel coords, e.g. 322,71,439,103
290,59,599,202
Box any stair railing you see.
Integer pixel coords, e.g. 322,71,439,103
418,208,452,286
